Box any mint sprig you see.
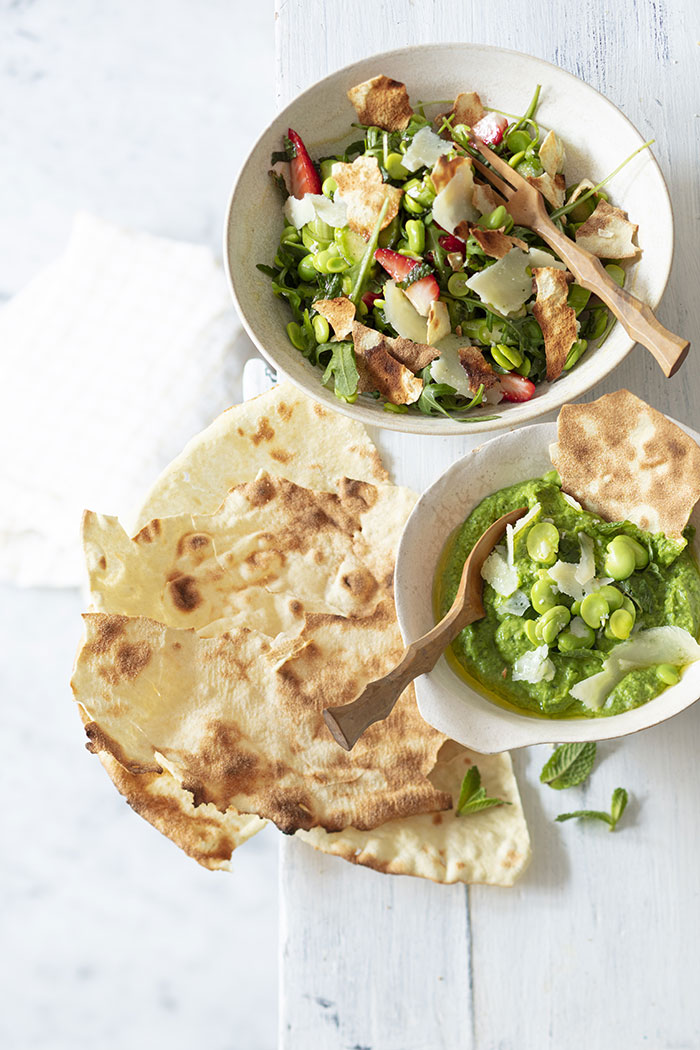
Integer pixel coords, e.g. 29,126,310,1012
456,765,511,816
540,742,597,790
556,787,629,832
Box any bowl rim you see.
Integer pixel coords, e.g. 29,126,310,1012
224,41,674,437
394,416,700,751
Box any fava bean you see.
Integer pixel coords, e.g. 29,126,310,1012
491,343,524,370
527,522,560,565
286,321,306,351
506,129,532,155
657,663,681,686
567,284,591,315
447,272,471,298
604,537,637,581
597,585,624,611
312,315,330,344
405,219,426,255
385,152,409,180
281,225,301,244
538,604,571,645
322,177,338,198
479,205,508,230
580,592,610,629
608,608,634,640
297,254,318,282
531,577,559,614
564,339,588,371
524,619,540,646
605,263,625,288
558,619,596,652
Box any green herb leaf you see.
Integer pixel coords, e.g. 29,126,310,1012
268,170,290,201
556,786,629,832
540,742,597,790
321,341,359,399
397,262,432,289
270,135,297,165
456,765,510,817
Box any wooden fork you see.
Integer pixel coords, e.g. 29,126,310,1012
323,507,526,751
469,140,689,377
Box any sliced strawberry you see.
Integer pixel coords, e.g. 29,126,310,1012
374,248,440,317
499,374,536,402
472,112,508,146
405,274,440,316
374,248,417,281
287,128,321,198
439,233,465,255
362,291,382,309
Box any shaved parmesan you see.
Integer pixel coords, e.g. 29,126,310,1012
466,247,566,316
513,645,555,684
284,193,348,230
506,523,515,567
570,627,700,710
497,589,531,616
383,280,429,343
402,127,453,172
561,492,582,511
548,559,585,602
431,163,479,233
513,503,542,535
481,548,519,597
575,533,596,586
429,340,474,396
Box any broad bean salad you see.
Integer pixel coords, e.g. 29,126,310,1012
259,77,641,420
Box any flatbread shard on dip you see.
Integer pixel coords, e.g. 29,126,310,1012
551,390,700,537
347,75,413,132
72,608,451,834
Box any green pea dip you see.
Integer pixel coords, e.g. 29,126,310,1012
436,473,700,718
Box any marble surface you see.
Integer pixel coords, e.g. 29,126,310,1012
0,3,278,1049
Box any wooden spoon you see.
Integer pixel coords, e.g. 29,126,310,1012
323,506,527,751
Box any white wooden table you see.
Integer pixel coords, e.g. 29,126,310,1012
276,2,700,1047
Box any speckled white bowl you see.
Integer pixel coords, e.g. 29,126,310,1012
224,43,673,436
394,420,700,751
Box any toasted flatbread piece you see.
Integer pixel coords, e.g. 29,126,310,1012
72,608,450,834
527,172,566,208
458,346,500,394
567,178,595,205
531,267,577,381
551,390,700,537
298,742,531,885
332,155,403,239
471,227,528,259
538,129,565,176
83,473,416,628
472,181,501,216
447,91,485,129
575,199,639,258
352,323,424,404
347,75,413,132
131,381,388,528
314,297,356,340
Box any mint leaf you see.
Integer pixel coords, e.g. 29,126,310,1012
321,342,359,399
456,764,510,817
556,786,629,832
397,262,433,289
540,742,597,790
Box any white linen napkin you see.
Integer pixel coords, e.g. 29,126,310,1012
0,213,258,587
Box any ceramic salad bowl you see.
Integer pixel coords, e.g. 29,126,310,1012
224,43,673,435
394,420,700,751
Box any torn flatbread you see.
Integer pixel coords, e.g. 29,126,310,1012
531,267,578,382
314,297,356,340
574,199,639,258
538,129,565,177
332,155,403,240
352,322,424,403
471,227,528,259
347,75,413,132
551,390,700,537
458,346,501,395
528,172,566,208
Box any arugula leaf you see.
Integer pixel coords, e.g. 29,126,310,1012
556,787,629,832
270,135,296,165
540,742,597,790
456,765,511,817
397,262,433,289
267,170,289,201
313,272,344,301
321,341,359,399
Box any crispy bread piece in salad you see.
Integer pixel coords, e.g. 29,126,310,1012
574,199,639,259
531,267,577,382
471,227,528,260
472,181,502,216
551,390,700,537
314,296,356,340
297,742,531,886
352,323,424,403
347,75,413,132
332,155,403,240
538,130,565,177
72,609,451,834
447,91,485,129
458,346,500,395
527,172,566,208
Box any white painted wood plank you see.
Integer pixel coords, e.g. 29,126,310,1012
276,2,700,1047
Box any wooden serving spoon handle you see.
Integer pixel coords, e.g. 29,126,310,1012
323,507,527,751
531,219,689,378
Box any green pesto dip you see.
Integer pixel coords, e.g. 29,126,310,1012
437,474,700,718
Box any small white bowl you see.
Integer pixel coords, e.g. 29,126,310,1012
394,420,700,751
224,43,673,436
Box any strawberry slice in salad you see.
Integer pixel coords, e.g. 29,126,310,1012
287,128,322,198
471,112,509,146
499,374,536,402
374,248,440,317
